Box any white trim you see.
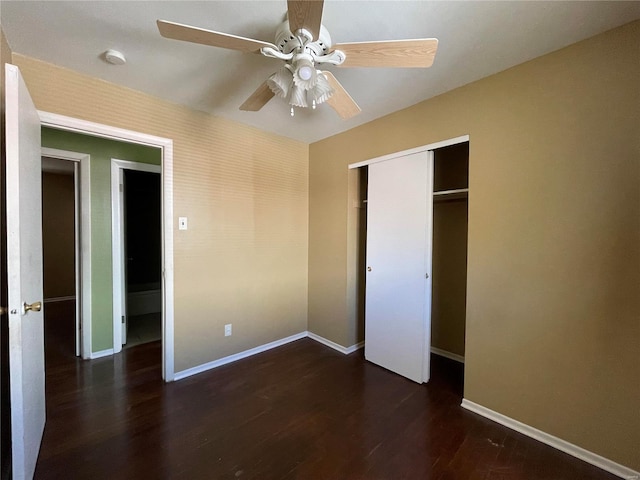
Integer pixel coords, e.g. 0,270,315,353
40,111,167,148
73,161,80,356
423,150,435,383
41,147,88,163
431,346,465,363
174,332,308,381
38,110,175,381
161,142,175,382
89,348,115,360
307,331,364,355
460,399,639,480
111,159,162,354
112,158,163,174
348,135,470,169
41,147,92,359
111,162,124,351
174,332,365,381
43,296,76,304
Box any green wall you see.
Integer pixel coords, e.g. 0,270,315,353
41,127,161,353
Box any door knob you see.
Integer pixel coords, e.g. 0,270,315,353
367,266,372,272
23,301,42,313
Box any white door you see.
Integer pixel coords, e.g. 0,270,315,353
5,63,45,480
364,151,433,383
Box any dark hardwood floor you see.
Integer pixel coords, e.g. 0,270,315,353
37,324,617,479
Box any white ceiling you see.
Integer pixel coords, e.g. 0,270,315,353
2,1,639,143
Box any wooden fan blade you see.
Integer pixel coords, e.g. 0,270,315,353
334,39,438,68
239,81,275,111
322,71,361,120
287,0,324,40
157,20,277,53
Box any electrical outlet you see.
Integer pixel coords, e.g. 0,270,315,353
224,324,232,337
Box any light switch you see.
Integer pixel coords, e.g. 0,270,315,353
178,217,188,230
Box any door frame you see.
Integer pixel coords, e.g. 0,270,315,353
349,134,469,383
111,159,162,350
38,111,176,382
41,147,91,359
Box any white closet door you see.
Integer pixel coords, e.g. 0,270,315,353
365,151,433,383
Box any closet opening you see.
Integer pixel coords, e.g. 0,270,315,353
353,137,469,391
430,141,469,388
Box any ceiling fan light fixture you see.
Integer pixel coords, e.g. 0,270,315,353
158,2,439,120
267,66,293,98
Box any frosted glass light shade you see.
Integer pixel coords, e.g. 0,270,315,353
288,85,308,108
311,73,335,105
267,67,293,98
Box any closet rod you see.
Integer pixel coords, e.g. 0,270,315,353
433,188,469,196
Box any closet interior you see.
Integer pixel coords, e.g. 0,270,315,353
431,142,469,364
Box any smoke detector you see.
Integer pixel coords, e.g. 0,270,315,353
104,49,126,65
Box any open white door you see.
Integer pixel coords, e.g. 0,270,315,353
364,151,433,383
5,63,45,480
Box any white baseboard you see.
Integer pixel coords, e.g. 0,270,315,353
174,332,308,381
90,348,115,359
307,331,364,354
431,346,465,363
173,331,365,381
461,399,639,480
44,295,76,304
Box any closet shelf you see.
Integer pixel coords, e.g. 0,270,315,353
433,188,468,202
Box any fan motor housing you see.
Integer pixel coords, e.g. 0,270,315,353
275,19,332,57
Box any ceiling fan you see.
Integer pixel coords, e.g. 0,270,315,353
157,1,438,119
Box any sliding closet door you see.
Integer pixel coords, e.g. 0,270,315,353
365,151,433,383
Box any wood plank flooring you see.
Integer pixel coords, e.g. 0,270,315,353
36,335,618,479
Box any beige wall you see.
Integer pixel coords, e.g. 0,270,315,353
42,172,75,299
12,54,309,372
309,21,640,470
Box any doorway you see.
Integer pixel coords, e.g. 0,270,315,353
41,156,79,359
39,113,175,381
40,147,91,359
111,160,162,349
